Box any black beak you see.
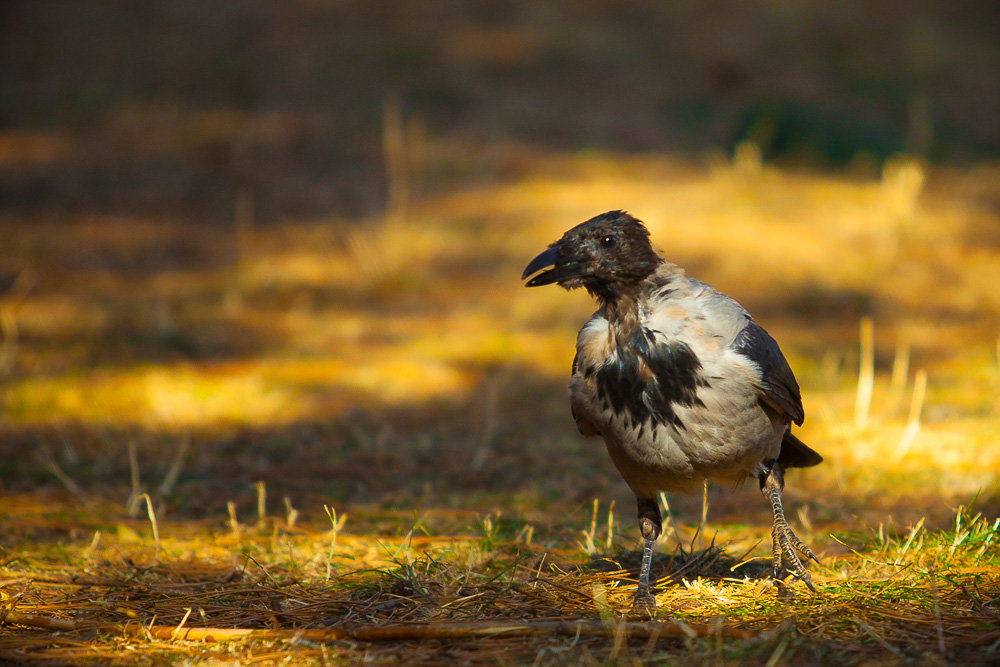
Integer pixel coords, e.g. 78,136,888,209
522,245,586,287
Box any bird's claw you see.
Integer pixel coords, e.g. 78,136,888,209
771,517,819,592
632,589,657,612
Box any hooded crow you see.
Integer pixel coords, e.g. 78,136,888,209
522,210,822,607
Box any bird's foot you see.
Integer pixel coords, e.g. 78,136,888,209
761,462,819,593
633,511,660,611
632,545,658,611
632,588,656,612
771,516,819,593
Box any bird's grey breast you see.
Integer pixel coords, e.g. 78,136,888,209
570,281,722,436
569,283,782,494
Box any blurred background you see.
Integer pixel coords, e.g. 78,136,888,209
1,0,999,535
3,1,999,221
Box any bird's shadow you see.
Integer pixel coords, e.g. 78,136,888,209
581,540,774,590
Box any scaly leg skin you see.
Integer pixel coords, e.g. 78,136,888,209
634,496,661,610
759,461,820,592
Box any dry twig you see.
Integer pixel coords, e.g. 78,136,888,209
1,611,757,643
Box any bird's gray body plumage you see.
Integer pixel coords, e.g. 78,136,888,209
569,264,796,497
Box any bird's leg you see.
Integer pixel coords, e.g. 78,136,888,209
634,495,662,609
759,460,819,592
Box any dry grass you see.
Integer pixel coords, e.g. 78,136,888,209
2,143,999,664
3,1,1000,664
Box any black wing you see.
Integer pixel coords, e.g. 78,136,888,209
732,320,804,426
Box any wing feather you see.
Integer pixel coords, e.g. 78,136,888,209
732,320,805,426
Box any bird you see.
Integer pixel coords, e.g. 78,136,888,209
521,210,822,607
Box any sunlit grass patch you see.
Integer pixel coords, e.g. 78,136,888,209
3,134,1000,663
2,358,482,428
2,492,999,663
3,364,296,427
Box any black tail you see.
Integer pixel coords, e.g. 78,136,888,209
778,431,823,469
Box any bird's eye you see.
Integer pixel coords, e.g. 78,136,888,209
601,235,616,247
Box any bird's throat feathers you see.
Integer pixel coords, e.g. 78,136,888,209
602,291,644,342
591,263,684,336
584,258,664,307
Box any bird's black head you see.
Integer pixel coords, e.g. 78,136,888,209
521,211,663,301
